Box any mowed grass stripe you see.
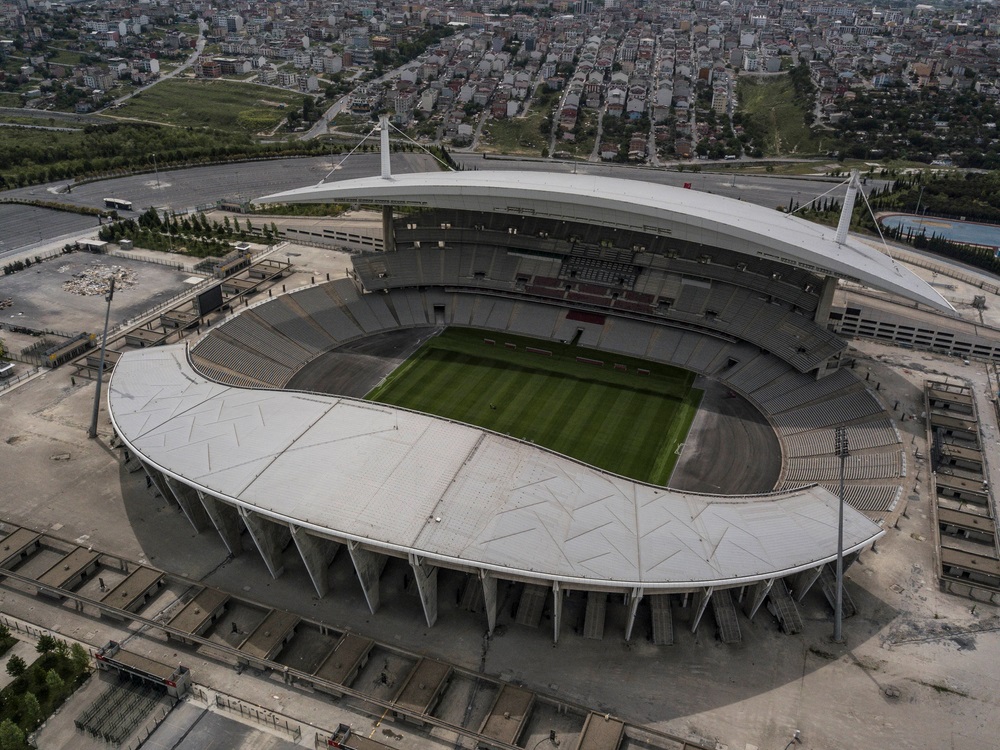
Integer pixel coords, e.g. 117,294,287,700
366,328,702,485
529,377,592,443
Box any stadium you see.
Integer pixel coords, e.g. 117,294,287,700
107,157,954,645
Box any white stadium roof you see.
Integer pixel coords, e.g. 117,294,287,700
109,346,884,591
259,170,953,313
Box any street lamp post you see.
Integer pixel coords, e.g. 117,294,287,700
152,152,160,188
833,426,850,643
88,277,115,439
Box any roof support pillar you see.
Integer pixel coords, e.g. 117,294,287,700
138,459,167,500
552,581,562,644
382,206,395,253
162,475,211,533
197,491,243,557
813,275,839,330
239,507,290,579
291,526,339,598
408,554,439,628
792,564,825,602
348,541,387,614
845,549,862,572
480,571,497,635
691,587,714,634
743,578,774,621
624,587,643,642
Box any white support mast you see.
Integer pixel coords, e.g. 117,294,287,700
379,114,391,179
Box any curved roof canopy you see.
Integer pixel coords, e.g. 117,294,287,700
109,345,883,591
259,170,953,313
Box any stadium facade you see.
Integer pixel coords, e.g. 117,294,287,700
108,163,950,642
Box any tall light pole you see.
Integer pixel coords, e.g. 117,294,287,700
152,152,160,188
88,277,115,439
833,426,850,643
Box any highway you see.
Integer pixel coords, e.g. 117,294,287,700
1,152,878,260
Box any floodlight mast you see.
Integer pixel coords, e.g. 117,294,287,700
87,276,115,439
833,426,850,643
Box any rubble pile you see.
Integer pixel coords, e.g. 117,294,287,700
62,263,138,296
0,297,12,311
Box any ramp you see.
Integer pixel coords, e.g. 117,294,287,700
515,584,548,628
649,594,674,645
819,564,857,618
711,588,742,644
767,580,803,634
583,591,607,640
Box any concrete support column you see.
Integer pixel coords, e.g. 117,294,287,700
139,460,168,500
197,491,243,556
239,507,290,579
290,526,339,598
408,554,439,627
551,582,562,644
624,587,643,642
845,550,861,572
348,542,387,614
382,206,395,252
743,579,774,621
814,276,839,329
480,571,497,635
690,587,714,634
792,565,825,602
163,475,211,532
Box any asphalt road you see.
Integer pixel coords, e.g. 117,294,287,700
1,152,883,259
0,153,434,258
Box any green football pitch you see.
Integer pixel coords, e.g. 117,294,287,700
366,328,703,485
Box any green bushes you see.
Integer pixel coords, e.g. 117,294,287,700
0,637,91,750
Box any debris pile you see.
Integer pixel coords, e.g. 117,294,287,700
62,263,138,296
0,297,12,311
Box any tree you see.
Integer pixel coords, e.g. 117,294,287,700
5,654,25,678
46,668,64,695
0,719,24,750
36,633,58,654
20,692,41,729
70,643,89,673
